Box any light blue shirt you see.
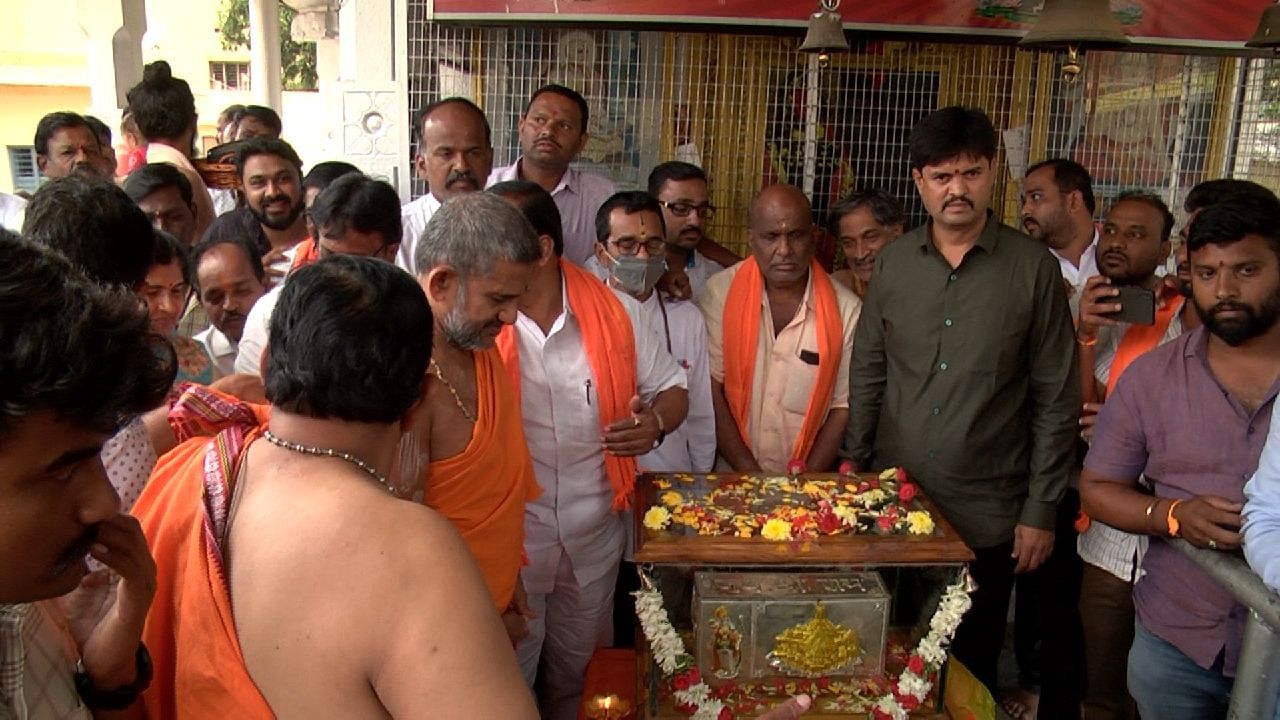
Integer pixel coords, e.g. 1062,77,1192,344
1244,399,1280,593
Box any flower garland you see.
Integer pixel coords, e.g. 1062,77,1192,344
634,569,973,719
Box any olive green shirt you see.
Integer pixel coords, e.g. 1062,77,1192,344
843,213,1079,548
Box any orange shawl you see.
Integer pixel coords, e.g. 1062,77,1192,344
722,258,842,463
1105,284,1184,397
425,348,541,610
496,259,639,510
290,238,319,270
133,427,273,719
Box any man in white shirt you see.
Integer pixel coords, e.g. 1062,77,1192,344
235,174,401,376
191,236,267,379
1022,159,1100,317
490,181,688,720
487,85,616,267
398,98,494,275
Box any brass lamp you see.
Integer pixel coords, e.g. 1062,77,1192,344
1019,0,1131,84
1247,2,1280,48
799,0,850,66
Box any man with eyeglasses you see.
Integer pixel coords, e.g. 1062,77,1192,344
487,84,616,268
700,184,861,474
647,161,742,301
234,174,402,376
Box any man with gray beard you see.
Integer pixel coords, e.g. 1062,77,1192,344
413,193,546,646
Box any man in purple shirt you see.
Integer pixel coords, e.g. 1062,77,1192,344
1081,192,1280,719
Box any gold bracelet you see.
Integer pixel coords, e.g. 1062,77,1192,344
1076,331,1098,347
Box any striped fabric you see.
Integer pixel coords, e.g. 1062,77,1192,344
0,603,91,720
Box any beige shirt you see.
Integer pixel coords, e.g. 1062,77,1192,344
700,262,861,472
146,143,215,240
0,603,91,720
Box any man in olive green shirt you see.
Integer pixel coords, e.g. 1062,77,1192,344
842,106,1078,694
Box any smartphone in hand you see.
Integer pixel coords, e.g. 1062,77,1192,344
1105,285,1156,325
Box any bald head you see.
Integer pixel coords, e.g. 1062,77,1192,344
747,185,817,289
415,98,494,202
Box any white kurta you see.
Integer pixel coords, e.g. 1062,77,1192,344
395,193,441,276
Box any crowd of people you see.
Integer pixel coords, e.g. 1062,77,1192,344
1,57,1278,720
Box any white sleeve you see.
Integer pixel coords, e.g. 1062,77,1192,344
233,286,278,377
679,306,717,472
620,295,687,401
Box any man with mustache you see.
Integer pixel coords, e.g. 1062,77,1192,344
0,231,174,718
34,111,112,182
828,188,905,299
488,85,616,267
203,138,309,284
844,106,1079,697
646,161,742,301
1072,192,1175,720
234,173,401,376
398,98,495,275
412,193,543,643
1081,192,1280,720
191,236,268,378
1022,159,1099,317
489,181,688,720
702,184,860,474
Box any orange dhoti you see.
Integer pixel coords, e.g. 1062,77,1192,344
425,347,541,611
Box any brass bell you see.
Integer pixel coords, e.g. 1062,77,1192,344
798,0,850,65
1247,3,1280,48
1019,0,1131,84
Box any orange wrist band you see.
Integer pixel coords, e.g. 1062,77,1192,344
1166,498,1183,538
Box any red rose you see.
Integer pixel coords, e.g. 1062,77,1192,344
868,478,880,489
838,459,855,476
899,694,920,710
817,511,842,534
673,671,693,691
877,516,894,532
817,676,831,691
872,710,893,720
895,467,910,483
787,459,806,475
907,654,925,674
898,482,918,502
718,707,733,720
857,481,871,493
686,667,701,686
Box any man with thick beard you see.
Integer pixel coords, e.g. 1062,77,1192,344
1081,192,1280,720
203,138,309,283
413,193,544,643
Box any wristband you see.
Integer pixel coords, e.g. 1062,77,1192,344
75,643,153,711
1166,499,1183,538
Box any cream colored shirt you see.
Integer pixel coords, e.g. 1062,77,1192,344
700,262,861,472
0,603,90,720
146,143,215,240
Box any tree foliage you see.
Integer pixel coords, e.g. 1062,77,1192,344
218,0,317,91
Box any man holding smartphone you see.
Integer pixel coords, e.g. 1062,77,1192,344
1073,191,1177,720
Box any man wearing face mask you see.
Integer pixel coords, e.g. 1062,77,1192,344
700,184,861,473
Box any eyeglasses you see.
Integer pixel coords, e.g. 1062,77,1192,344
611,237,668,256
660,201,716,219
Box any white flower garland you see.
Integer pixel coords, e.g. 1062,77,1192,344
634,569,973,719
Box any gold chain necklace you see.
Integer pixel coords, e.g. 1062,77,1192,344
429,359,476,423
261,430,394,493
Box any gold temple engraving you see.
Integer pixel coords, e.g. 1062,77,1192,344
767,602,862,676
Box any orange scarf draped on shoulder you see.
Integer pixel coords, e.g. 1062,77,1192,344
496,259,639,510
1105,284,1184,397
722,257,842,463
290,238,319,270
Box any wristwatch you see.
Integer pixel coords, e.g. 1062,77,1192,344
75,643,153,711
653,409,667,448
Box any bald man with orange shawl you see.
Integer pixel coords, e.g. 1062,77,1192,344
412,193,546,638
490,180,689,720
699,185,861,473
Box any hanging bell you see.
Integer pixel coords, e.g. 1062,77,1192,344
1247,3,1280,48
798,0,850,62
1019,0,1131,49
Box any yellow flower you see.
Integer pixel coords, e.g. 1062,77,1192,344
879,467,897,481
907,510,935,535
660,490,683,507
656,478,672,489
833,505,859,527
643,506,672,531
761,518,793,541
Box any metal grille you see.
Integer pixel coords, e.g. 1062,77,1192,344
405,10,1280,256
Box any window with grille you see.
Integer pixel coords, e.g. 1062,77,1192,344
405,11,1280,259
210,61,252,91
7,146,41,193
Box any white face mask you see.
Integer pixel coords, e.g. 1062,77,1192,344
606,250,666,296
